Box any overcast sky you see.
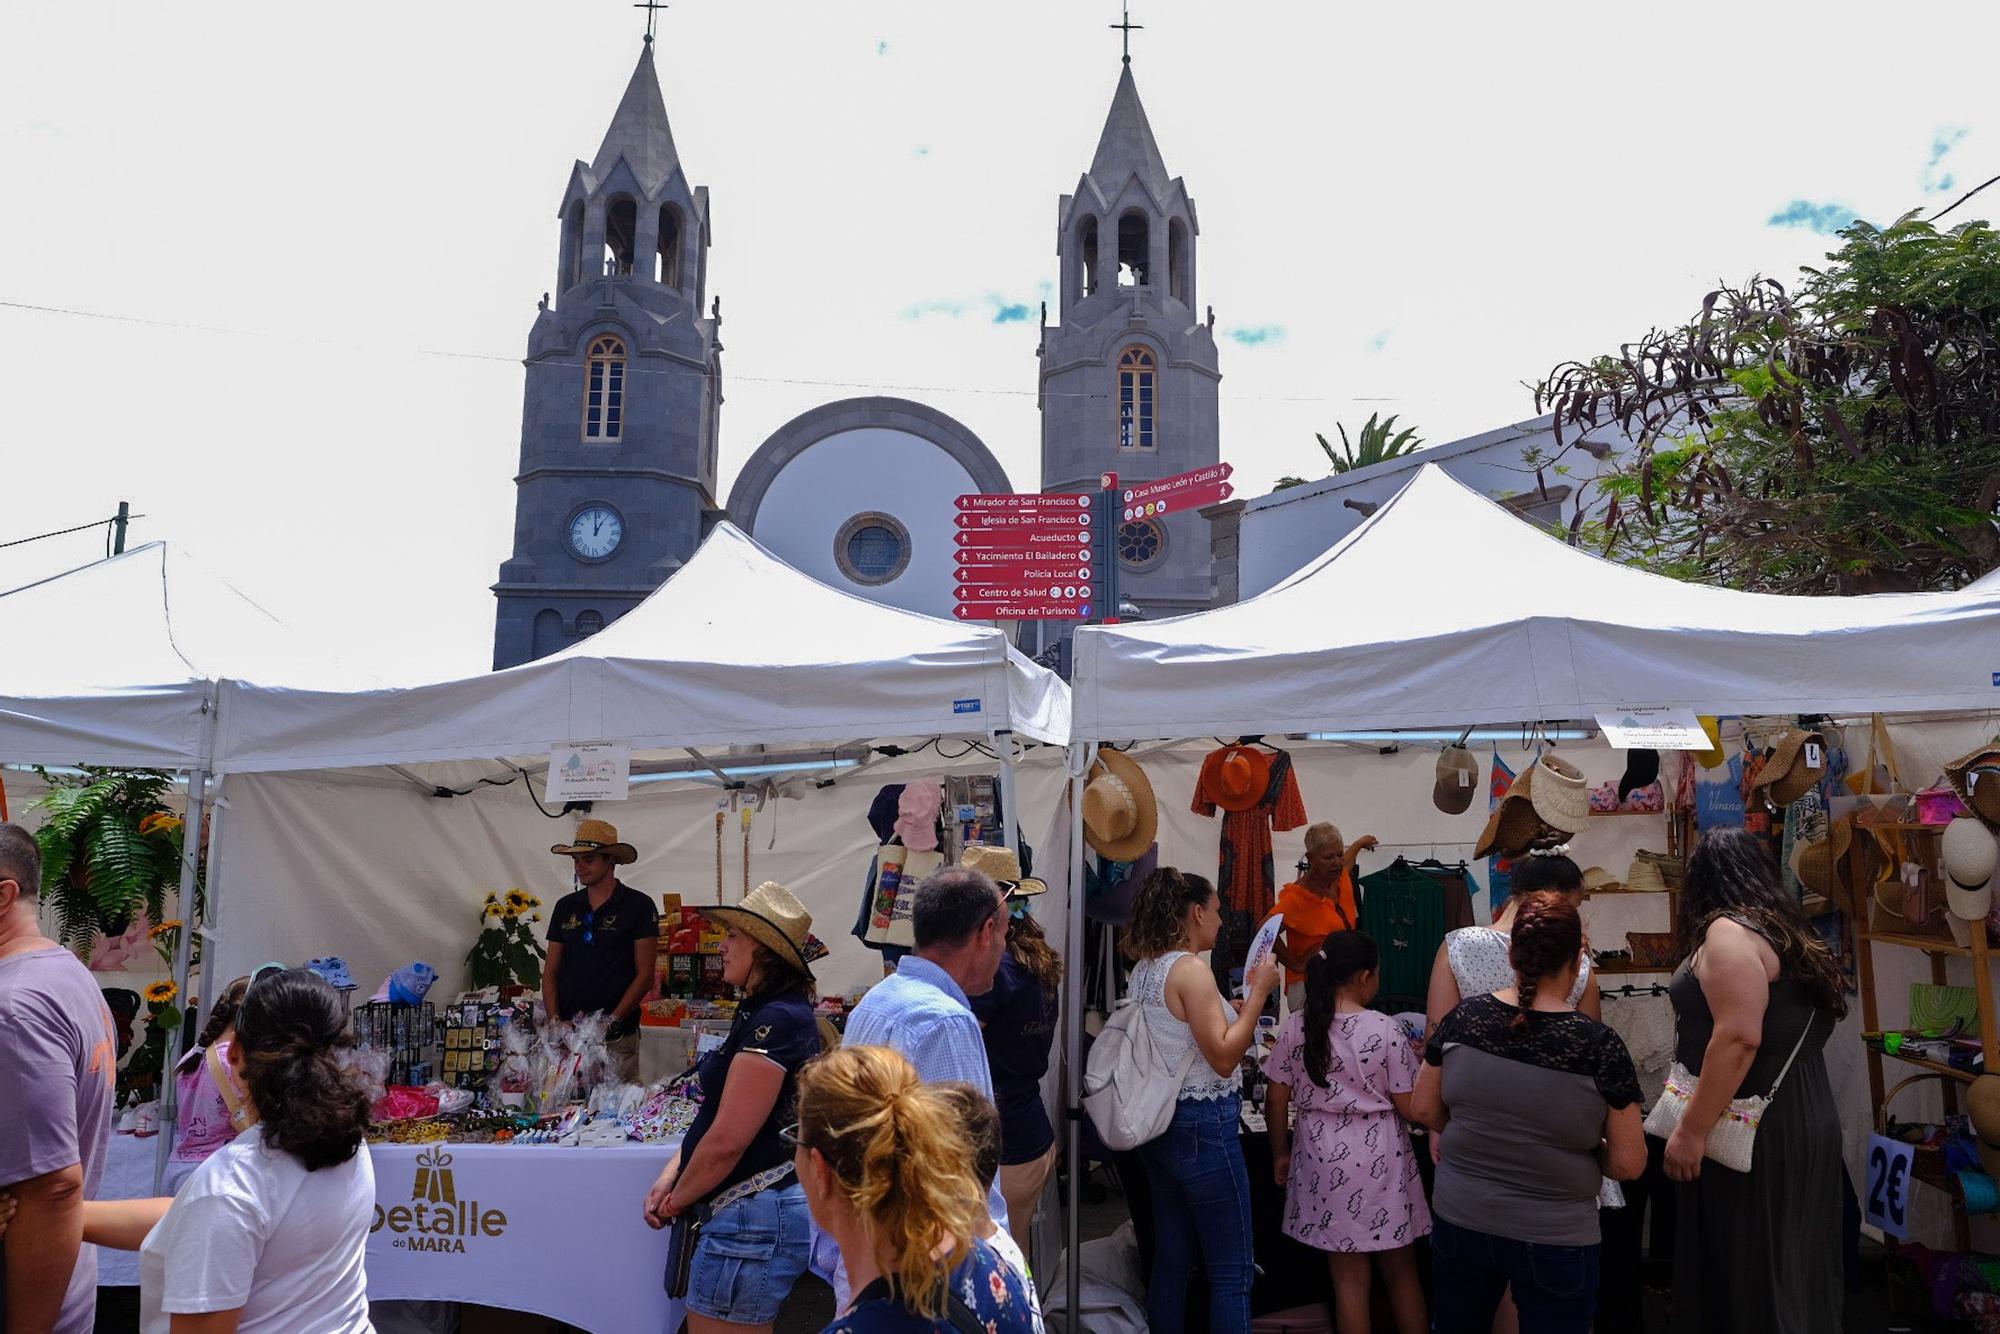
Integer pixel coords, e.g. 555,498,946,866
1,0,1992,678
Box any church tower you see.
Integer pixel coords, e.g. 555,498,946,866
1039,58,1220,619
493,40,723,669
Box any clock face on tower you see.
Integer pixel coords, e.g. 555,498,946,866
567,504,624,562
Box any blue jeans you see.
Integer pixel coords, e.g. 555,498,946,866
686,1181,812,1324
1429,1215,1600,1334
1137,1095,1253,1334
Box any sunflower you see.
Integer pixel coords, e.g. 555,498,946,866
144,980,179,1004
484,892,500,906
138,812,185,837
504,888,530,909
148,919,184,940
499,904,520,920
530,912,542,923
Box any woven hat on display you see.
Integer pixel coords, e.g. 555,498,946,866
1082,749,1159,863
1971,1075,2000,1179
1753,731,1828,807
1944,746,2000,826
1434,746,1482,816
701,881,823,978
550,818,637,865
1831,814,1881,917
1201,745,1274,814
1943,816,1999,921
1790,834,1838,904
1473,762,1554,860
1583,867,1624,895
1526,754,1590,835
1624,853,1671,898
960,844,1048,899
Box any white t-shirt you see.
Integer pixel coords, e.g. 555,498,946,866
139,1124,376,1334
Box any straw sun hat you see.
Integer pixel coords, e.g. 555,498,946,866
961,844,1048,898
550,818,637,865
1083,749,1158,863
1945,745,2000,827
1753,731,1828,808
1474,754,1589,860
701,881,826,978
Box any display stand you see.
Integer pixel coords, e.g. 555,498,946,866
1856,823,1997,1259
1590,801,1691,977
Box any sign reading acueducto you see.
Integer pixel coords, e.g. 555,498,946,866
952,492,1096,620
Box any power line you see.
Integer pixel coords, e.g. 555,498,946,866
0,512,145,553
0,298,1404,407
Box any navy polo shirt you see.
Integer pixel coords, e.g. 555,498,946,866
545,882,658,1038
969,953,1058,1165
678,987,822,1203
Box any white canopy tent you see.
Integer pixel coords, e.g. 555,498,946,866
1056,464,2000,1315
1072,464,2000,742
212,521,1068,772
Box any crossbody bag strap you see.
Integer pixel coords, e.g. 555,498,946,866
1762,1009,1820,1099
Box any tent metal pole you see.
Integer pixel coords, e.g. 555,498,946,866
1063,745,1093,1330
153,762,208,1195
994,728,1020,854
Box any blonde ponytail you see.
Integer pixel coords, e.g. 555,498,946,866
797,1045,988,1320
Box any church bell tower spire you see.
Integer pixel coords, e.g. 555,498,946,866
492,36,724,669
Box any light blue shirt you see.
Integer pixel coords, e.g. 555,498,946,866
843,955,1009,1231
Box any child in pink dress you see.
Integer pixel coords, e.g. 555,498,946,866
1266,930,1429,1334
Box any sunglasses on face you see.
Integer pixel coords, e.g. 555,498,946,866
780,1122,805,1151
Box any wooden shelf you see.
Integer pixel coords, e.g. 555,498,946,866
1872,1045,1979,1085
1859,929,1971,957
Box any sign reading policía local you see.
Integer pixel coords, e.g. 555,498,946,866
364,1141,681,1330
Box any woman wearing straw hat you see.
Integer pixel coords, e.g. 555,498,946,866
643,882,827,1334
962,844,1061,1258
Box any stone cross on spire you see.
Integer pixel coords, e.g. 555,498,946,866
634,0,668,45
1109,1,1142,64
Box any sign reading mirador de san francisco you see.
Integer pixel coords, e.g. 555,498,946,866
952,491,1097,620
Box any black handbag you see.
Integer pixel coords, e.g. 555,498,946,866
664,1202,711,1299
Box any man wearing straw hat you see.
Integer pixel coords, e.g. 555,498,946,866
544,819,659,1083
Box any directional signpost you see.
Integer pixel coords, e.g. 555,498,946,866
952,465,1229,626
1116,463,1234,521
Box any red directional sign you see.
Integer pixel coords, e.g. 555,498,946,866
953,528,1095,551
953,601,1095,621
1117,463,1235,520
956,492,1093,513
955,579,1097,601
955,510,1093,531
954,546,1094,572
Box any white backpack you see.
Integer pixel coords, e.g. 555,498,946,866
1082,995,1197,1150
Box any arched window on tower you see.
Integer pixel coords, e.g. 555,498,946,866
531,609,564,660
560,200,585,293
574,609,605,638
1078,217,1100,297
1168,219,1188,304
604,197,638,276
583,335,626,441
1117,346,1157,451
1117,212,1150,287
656,205,682,288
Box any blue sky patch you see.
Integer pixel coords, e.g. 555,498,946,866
1366,327,1394,353
1225,324,1287,348
1767,199,1856,235
1925,126,1969,191
876,39,890,55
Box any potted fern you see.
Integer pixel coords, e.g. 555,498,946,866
30,768,190,960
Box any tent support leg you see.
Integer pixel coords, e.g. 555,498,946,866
153,765,209,1195
994,729,1020,854
1063,746,1092,1331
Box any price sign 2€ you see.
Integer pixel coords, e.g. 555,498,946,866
1864,1132,1913,1239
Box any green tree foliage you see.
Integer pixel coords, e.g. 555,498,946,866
1535,214,2000,592
1320,413,1425,474
30,769,187,957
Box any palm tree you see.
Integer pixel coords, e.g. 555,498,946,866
1316,413,1424,474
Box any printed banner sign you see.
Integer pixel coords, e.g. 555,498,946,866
1594,706,1712,751
546,740,631,802
1863,1133,1913,1239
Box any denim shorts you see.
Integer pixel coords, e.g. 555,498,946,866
686,1180,812,1324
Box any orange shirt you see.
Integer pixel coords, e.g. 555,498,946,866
1275,874,1358,984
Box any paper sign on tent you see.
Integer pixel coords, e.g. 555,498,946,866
546,741,631,802
1595,706,1711,751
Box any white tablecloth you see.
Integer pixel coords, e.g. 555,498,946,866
98,1133,686,1334
365,1140,683,1333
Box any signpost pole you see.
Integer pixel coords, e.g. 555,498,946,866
1098,472,1120,625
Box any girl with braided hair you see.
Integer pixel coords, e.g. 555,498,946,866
1265,930,1429,1334
1412,893,1647,1334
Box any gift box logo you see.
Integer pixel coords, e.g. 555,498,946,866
412,1146,457,1205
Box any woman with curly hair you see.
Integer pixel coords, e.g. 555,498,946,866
80,967,376,1333
1665,827,1845,1333
1121,867,1278,1334
1412,893,1646,1334
792,1045,1035,1334
970,886,1062,1258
